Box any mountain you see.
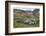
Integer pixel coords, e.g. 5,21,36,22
14,8,33,13
33,9,40,13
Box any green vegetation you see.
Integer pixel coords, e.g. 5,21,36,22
14,16,39,28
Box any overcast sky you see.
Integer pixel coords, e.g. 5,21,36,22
15,7,36,11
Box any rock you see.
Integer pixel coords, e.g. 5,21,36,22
24,20,33,24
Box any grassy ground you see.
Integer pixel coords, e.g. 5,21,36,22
14,16,39,28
